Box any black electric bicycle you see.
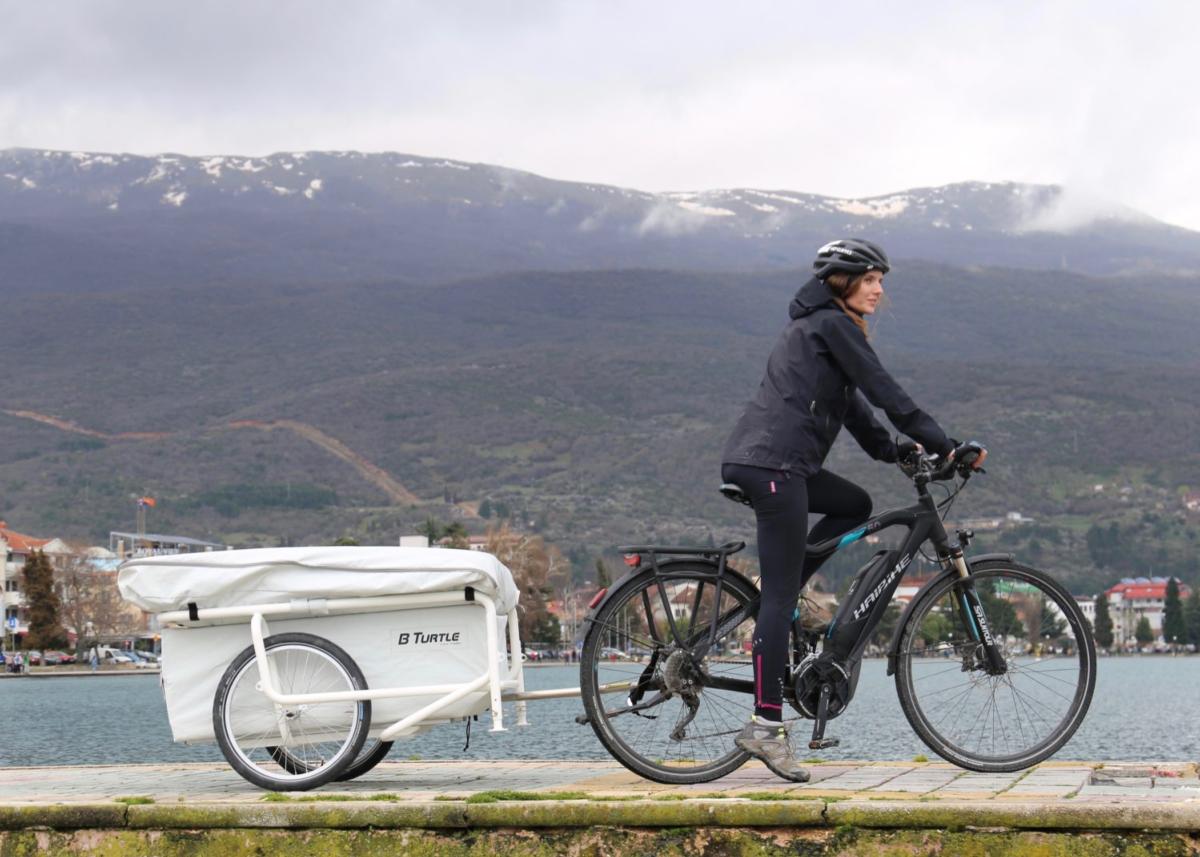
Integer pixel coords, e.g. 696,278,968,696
579,448,1096,784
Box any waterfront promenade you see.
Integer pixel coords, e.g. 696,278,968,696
4,759,1200,855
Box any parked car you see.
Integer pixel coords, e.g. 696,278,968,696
122,649,157,668
97,647,135,665
40,650,71,665
599,647,632,660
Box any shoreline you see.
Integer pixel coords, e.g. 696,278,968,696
0,668,160,679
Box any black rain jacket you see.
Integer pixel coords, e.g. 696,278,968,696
721,277,952,477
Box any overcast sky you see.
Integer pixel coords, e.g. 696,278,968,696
3,1,1199,229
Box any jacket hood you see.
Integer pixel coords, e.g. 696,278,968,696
789,276,836,320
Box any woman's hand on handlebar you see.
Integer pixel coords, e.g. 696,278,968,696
895,440,925,476
897,439,987,480
947,441,988,476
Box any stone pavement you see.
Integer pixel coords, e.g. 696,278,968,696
1,759,1196,805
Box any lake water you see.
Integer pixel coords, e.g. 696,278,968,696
2,657,1198,768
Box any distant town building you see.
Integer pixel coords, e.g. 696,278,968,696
107,531,227,559
434,534,490,551
1104,577,1189,645
1075,596,1095,627
1,521,73,639
893,575,938,606
955,517,1004,532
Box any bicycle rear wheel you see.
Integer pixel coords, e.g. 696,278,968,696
894,560,1095,772
580,563,761,784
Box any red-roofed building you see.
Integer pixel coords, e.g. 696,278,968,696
1,521,71,640
894,575,939,606
1105,577,1189,646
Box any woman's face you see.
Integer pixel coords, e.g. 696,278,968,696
845,270,884,315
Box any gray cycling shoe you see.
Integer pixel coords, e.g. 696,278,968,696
734,717,811,783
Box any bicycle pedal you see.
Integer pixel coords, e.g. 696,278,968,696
808,738,840,750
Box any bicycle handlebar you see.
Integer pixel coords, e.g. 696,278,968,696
900,441,987,483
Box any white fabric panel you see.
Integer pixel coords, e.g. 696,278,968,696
162,605,504,745
118,546,519,614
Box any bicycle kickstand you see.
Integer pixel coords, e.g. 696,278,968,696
808,682,840,750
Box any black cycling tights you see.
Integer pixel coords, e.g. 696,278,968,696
721,463,872,721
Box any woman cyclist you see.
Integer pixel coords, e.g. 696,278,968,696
720,238,983,782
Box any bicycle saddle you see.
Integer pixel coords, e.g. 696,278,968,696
719,482,752,506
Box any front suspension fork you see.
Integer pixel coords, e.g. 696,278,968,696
948,552,1007,675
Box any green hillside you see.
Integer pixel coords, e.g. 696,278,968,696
0,264,1196,595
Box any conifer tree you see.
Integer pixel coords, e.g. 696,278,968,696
1093,591,1114,651
594,558,612,588
1135,616,1154,647
1163,578,1186,647
22,550,68,650
1184,589,1200,648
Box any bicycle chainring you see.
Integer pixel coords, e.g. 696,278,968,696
789,654,858,720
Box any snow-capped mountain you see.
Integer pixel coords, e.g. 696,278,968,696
3,148,1199,294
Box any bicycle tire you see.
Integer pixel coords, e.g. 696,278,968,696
336,738,393,781
213,632,371,791
894,560,1096,772
267,738,394,782
580,562,762,784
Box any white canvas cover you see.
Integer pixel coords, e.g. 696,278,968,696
117,546,520,614
115,547,520,745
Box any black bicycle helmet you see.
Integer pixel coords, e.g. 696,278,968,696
812,238,891,279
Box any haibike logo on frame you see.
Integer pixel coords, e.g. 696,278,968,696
397,631,462,646
852,553,913,621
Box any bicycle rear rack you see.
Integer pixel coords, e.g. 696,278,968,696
616,541,746,559
615,541,746,656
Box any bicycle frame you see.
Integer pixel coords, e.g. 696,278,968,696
611,472,1008,706
786,476,1004,673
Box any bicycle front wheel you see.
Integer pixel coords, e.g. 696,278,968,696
580,563,761,784
894,560,1095,772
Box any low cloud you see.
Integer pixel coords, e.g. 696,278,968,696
636,200,709,236
1013,185,1149,234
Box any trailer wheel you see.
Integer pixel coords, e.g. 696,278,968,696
213,633,370,791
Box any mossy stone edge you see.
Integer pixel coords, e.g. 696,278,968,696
3,799,1200,832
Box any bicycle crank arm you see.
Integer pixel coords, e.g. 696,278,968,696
808,682,837,750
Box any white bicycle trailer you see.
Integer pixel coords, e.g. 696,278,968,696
118,546,566,791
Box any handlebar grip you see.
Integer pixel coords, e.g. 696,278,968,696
952,442,987,476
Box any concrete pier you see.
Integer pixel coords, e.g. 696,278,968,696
3,759,1199,855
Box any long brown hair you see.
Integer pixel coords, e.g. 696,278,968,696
823,272,870,337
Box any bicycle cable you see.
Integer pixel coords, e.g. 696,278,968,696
917,477,966,565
